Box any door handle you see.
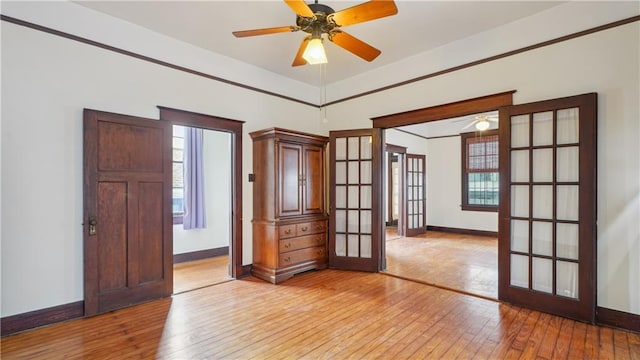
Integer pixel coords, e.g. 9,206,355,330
88,217,97,236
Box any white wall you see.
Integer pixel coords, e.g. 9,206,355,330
173,129,231,255
426,136,498,232
1,1,638,318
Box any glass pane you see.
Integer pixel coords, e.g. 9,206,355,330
348,186,359,209
511,115,529,147
418,175,423,186
348,235,359,257
361,186,372,208
335,138,347,160
335,234,346,256
172,188,183,213
510,254,529,288
348,137,359,160
172,149,183,162
532,221,553,256
511,185,529,217
407,158,414,171
418,159,423,172
335,162,346,184
418,213,423,227
348,161,359,184
511,220,529,253
532,257,553,293
557,223,579,260
557,185,579,221
557,108,579,144
532,148,553,182
173,136,184,149
335,210,346,232
360,210,372,234
511,150,529,182
408,216,414,228
173,163,184,188
407,174,413,186
360,235,372,258
557,146,579,182
532,185,553,219
557,261,579,299
347,210,359,233
361,161,372,184
335,186,346,208
360,136,372,160
533,111,553,146
173,125,184,137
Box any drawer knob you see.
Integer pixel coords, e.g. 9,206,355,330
317,249,324,255
316,225,323,230
284,229,292,235
284,243,291,249
284,256,291,263
301,226,308,232
316,237,322,243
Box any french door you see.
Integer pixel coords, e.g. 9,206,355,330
329,129,384,272
498,93,597,322
405,154,426,237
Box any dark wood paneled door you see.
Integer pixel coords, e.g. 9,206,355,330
83,109,172,316
498,93,597,323
329,129,384,272
405,154,426,237
277,142,303,217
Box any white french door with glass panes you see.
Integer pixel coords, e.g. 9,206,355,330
329,129,384,272
405,154,426,237
498,93,597,323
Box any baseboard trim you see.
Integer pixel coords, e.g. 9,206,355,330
173,246,229,264
597,307,640,333
1,301,84,337
427,225,498,238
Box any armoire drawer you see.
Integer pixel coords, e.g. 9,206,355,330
279,233,326,253
278,224,297,239
296,220,326,236
279,246,325,267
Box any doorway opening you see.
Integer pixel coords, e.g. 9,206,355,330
172,125,233,293
159,106,245,294
372,91,514,300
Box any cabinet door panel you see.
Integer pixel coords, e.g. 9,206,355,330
278,143,302,217
303,145,325,214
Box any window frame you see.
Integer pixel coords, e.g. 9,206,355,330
461,129,499,212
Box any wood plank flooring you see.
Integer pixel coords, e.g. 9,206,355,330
2,269,638,359
173,256,231,294
385,230,498,299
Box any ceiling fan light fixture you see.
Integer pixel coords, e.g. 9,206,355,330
475,119,491,131
302,37,327,65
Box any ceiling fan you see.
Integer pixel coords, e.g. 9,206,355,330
459,113,499,131
232,0,398,66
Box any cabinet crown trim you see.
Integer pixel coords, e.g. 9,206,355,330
250,127,329,143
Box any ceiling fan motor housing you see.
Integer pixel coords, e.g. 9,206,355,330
296,3,337,35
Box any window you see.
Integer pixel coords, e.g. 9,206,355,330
461,130,499,211
172,125,185,223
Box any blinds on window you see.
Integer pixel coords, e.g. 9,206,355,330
466,134,498,172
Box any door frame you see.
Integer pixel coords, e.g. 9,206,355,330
158,106,246,279
385,143,406,235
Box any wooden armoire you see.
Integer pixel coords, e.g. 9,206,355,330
250,128,329,284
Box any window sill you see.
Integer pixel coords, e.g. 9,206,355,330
461,205,498,212
173,215,184,225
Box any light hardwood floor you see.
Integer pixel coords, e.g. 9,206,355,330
173,256,232,294
385,230,498,299
2,269,638,359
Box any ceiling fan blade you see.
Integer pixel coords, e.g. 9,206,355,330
330,30,381,62
461,121,477,130
329,0,398,27
284,0,315,18
232,26,297,38
292,36,311,67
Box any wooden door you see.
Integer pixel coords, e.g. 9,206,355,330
84,109,172,316
329,129,384,272
277,142,303,217
405,154,426,237
498,93,597,322
302,144,325,215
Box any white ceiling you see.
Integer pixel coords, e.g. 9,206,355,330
396,110,498,138
75,1,563,87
